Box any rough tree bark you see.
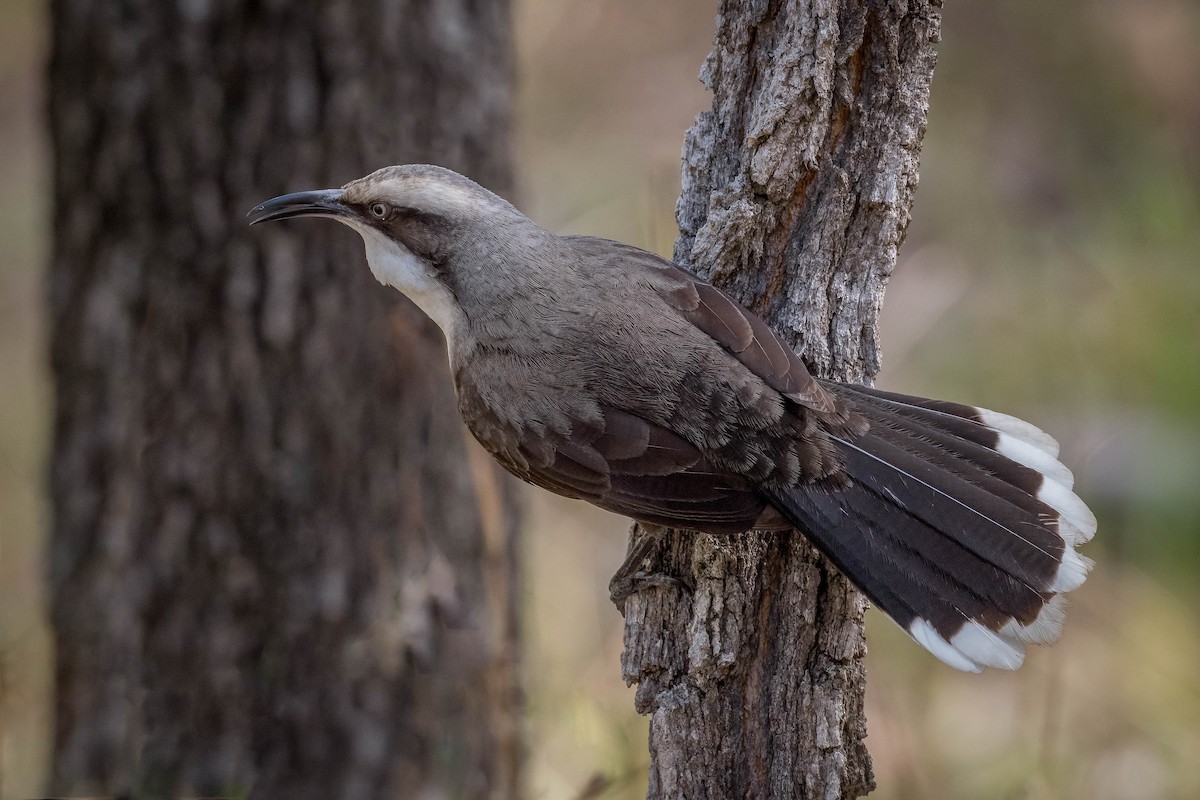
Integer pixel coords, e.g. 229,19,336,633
621,1,941,797
46,2,519,799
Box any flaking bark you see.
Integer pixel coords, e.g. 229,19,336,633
46,2,520,798
621,1,941,797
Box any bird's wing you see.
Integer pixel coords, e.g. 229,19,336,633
560,237,1093,674
485,401,773,535
564,236,843,416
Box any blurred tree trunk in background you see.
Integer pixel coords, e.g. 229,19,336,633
621,1,941,797
46,2,519,799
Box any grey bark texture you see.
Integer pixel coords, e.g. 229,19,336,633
621,1,942,797
46,2,520,799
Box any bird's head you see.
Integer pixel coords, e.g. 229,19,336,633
248,164,531,351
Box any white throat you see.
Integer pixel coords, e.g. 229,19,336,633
342,220,467,364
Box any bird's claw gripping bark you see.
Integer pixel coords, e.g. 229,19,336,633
608,526,693,613
609,569,693,613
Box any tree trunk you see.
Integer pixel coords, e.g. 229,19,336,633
46,2,520,799
621,1,941,797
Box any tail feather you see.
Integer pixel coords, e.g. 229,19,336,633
847,385,1061,457
847,387,1097,546
770,383,1094,672
836,436,1068,584
818,473,1044,615
773,481,1032,671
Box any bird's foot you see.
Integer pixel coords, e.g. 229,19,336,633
608,525,694,613
609,569,693,613
609,568,696,614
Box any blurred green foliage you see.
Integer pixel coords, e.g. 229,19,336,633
2,1,1198,798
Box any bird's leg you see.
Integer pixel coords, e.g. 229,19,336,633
609,524,693,613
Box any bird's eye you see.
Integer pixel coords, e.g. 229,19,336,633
369,202,391,220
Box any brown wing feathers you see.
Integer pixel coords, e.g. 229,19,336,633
645,248,1092,671
519,406,770,535
658,270,843,414
548,237,1094,671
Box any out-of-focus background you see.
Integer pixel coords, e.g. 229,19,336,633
2,1,1198,798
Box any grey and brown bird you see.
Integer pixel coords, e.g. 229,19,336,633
248,164,1095,672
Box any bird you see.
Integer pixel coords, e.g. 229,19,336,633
248,164,1095,673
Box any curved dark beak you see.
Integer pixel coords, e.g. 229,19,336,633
247,189,352,225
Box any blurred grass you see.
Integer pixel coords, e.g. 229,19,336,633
3,1,1199,798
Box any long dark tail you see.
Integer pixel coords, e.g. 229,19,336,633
766,383,1095,672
